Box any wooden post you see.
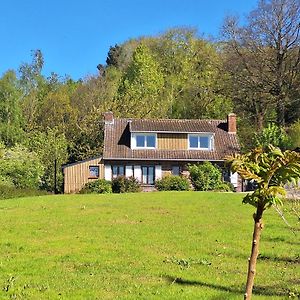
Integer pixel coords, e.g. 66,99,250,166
54,158,57,194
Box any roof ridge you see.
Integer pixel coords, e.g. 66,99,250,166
118,117,225,122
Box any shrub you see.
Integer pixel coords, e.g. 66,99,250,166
253,123,292,150
215,182,235,192
0,185,49,200
111,176,141,193
0,144,44,189
188,162,224,191
79,179,112,194
288,120,300,148
155,175,190,191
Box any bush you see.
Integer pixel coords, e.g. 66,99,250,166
0,144,44,189
155,175,190,191
79,179,112,194
111,176,141,193
215,182,235,192
288,120,300,148
188,162,224,191
254,123,292,150
0,185,49,200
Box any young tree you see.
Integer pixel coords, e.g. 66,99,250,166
226,145,300,299
253,123,292,149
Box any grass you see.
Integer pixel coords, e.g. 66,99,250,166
0,192,299,299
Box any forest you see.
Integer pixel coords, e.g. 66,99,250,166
0,0,300,193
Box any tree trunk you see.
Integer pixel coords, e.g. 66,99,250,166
244,205,264,300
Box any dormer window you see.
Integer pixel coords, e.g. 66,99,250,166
131,133,157,149
188,134,213,150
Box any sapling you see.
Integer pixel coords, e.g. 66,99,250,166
226,145,300,300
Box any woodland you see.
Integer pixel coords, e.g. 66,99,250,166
0,0,300,192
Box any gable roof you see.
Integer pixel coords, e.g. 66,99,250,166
129,119,216,133
103,117,240,161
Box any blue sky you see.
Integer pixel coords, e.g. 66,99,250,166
0,0,257,80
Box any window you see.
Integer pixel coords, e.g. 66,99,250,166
112,165,125,178
89,166,99,178
172,166,180,176
188,134,213,150
141,166,155,185
132,133,156,149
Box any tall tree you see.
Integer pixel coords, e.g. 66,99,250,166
116,44,165,118
19,49,47,130
26,128,68,192
150,28,232,119
222,0,300,128
226,145,300,299
0,71,23,146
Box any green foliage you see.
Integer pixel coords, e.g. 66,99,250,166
188,162,224,191
0,144,44,189
214,182,235,192
26,128,68,192
288,120,300,149
0,185,48,200
0,71,24,146
254,123,292,150
79,179,112,194
116,44,165,118
111,176,141,193
227,145,300,208
155,175,190,191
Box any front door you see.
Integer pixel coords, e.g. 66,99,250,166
141,166,155,185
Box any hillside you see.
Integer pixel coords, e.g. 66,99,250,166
0,192,299,299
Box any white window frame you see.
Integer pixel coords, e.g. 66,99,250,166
131,133,157,149
188,134,214,150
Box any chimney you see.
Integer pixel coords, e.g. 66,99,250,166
227,113,236,134
103,111,114,125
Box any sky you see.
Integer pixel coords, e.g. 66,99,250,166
0,0,257,80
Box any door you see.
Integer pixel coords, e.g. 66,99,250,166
141,166,155,185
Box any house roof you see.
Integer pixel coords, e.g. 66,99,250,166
129,118,216,133
103,117,240,161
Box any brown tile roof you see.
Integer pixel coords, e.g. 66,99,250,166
130,119,216,133
103,118,240,161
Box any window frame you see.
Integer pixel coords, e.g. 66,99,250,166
188,134,213,150
89,165,100,179
131,133,157,149
141,166,155,185
111,165,126,179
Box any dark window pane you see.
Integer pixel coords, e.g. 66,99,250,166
142,167,147,184
200,136,209,148
148,167,155,184
112,166,118,178
172,166,180,176
119,166,124,175
146,135,155,147
189,136,198,148
136,135,145,147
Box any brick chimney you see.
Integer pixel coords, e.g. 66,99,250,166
227,113,237,134
103,111,114,124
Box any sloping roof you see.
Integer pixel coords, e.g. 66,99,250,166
62,156,102,169
103,118,240,161
130,119,216,133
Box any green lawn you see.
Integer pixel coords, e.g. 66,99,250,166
0,192,299,299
